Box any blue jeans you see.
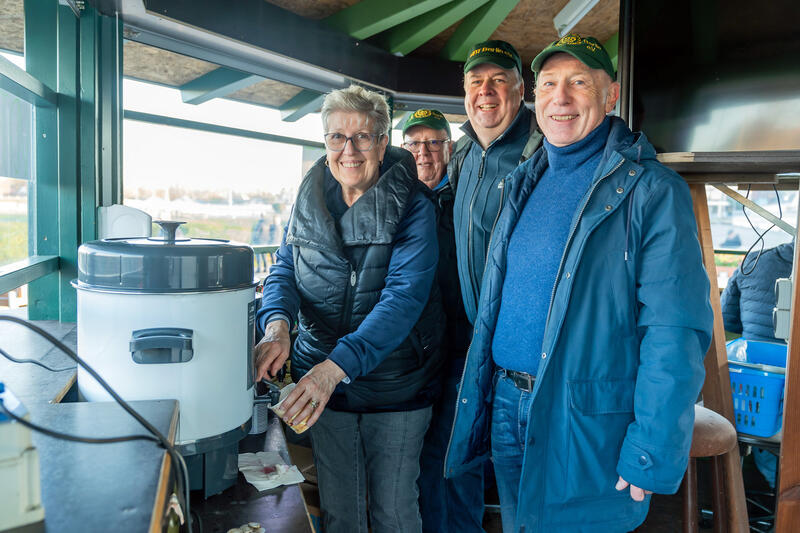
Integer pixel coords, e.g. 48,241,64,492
753,447,777,489
309,406,432,533
418,374,485,533
491,370,535,533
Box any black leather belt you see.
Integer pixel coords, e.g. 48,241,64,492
499,368,536,393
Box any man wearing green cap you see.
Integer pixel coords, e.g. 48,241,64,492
401,110,477,533
446,35,712,532
450,39,543,328
442,39,542,532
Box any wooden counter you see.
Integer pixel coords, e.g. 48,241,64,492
191,415,314,533
0,313,178,532
0,312,312,533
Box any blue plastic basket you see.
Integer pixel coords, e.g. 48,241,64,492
726,338,787,437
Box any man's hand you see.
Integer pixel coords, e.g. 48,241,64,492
254,320,291,381
615,476,653,502
276,360,346,431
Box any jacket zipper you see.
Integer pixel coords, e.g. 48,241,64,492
466,150,487,306
443,176,503,478
488,179,506,248
540,157,626,360
338,263,357,337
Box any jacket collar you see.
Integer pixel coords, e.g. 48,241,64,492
460,102,532,149
287,146,418,251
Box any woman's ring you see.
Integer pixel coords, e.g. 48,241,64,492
310,399,319,409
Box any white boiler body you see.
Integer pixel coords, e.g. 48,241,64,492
76,287,254,444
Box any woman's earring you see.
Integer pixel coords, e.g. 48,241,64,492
324,159,329,167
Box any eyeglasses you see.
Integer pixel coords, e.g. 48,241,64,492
401,139,450,153
324,132,383,152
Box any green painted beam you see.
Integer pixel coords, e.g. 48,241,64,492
279,89,325,122
382,0,489,56
0,55,57,107
604,32,618,73
25,0,60,321
252,245,279,254
180,67,264,105
441,0,520,61
96,12,123,207
0,256,59,295
79,9,99,243
124,110,325,149
326,0,453,40
56,4,80,322
392,111,410,130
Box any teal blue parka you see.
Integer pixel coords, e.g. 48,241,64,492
444,118,714,532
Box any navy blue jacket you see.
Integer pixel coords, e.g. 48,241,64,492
721,242,793,343
445,118,713,532
258,148,443,411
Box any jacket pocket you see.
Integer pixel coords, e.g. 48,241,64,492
561,379,636,503
569,378,636,415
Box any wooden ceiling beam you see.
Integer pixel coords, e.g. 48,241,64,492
326,0,454,40
440,0,521,61
179,67,263,105
380,0,490,56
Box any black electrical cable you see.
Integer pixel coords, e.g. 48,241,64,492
0,346,76,372
0,401,159,444
0,315,194,533
739,185,783,277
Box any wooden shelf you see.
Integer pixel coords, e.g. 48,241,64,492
657,151,800,173
657,151,800,185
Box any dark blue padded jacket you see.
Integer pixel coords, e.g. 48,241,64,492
721,242,794,343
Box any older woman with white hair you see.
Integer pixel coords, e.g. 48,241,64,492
255,85,444,533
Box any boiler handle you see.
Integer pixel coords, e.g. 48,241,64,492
130,328,194,364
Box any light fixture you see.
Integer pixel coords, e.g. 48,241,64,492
553,0,601,37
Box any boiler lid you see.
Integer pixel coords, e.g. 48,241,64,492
75,221,256,293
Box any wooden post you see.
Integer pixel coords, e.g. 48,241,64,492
776,209,800,532
689,184,749,532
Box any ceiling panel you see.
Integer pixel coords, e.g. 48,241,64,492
0,0,24,54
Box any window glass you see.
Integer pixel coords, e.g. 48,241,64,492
124,78,324,144
0,283,27,311
124,117,318,244
708,185,797,287
0,77,34,268
0,176,29,267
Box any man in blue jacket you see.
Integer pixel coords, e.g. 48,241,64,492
445,34,714,532
451,40,543,325
447,39,543,531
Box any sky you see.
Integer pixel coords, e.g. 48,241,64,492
123,79,322,194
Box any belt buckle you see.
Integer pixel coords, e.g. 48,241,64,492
509,370,534,393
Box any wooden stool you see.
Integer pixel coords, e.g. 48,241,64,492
682,405,738,533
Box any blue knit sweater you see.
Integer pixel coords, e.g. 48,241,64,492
492,117,610,373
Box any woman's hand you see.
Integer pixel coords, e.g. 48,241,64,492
254,319,291,381
277,360,346,430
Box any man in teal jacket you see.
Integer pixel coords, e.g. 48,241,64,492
445,35,714,532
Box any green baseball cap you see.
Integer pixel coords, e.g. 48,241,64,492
463,40,522,75
531,34,615,80
402,108,451,138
